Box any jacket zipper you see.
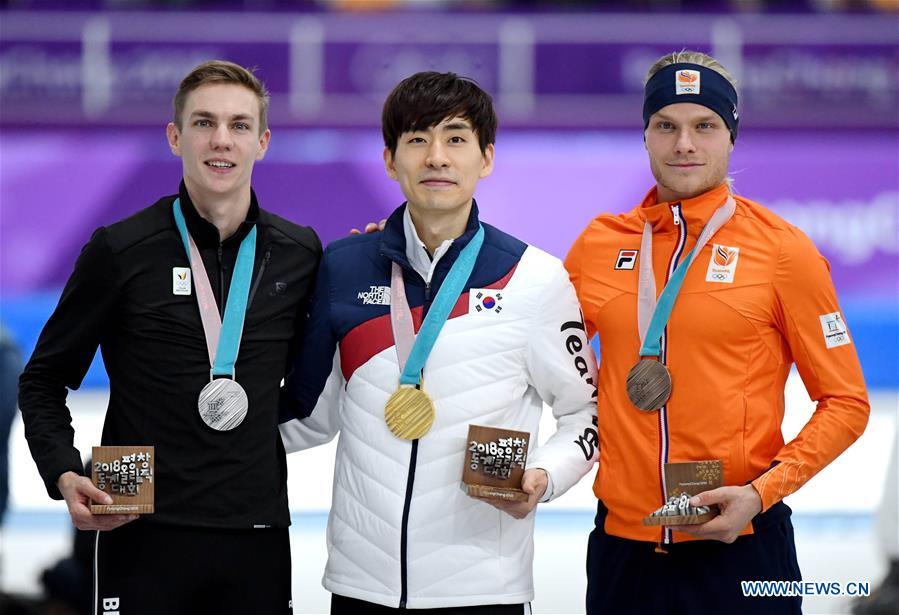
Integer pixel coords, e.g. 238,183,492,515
399,277,431,608
216,244,225,319
659,203,686,545
246,250,271,311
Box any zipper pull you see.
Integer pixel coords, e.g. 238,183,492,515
671,204,681,226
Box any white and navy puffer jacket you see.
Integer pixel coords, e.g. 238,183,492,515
280,203,599,609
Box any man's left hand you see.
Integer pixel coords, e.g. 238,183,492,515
473,468,548,519
668,484,762,543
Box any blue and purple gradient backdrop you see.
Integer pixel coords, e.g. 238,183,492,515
1,8,896,388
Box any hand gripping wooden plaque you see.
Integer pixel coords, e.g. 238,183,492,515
643,460,722,526
90,446,155,515
461,425,530,503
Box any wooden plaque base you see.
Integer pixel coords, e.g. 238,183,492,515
642,510,718,526
462,483,529,502
91,503,155,515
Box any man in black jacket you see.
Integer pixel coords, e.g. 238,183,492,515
19,60,320,615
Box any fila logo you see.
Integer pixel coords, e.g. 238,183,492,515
615,249,638,270
705,244,740,283
357,285,390,305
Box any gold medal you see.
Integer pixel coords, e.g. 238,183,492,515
385,385,436,440
626,359,672,412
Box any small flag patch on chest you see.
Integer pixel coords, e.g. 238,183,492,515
470,290,504,314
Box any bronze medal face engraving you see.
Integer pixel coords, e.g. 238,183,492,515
198,379,249,431
626,359,672,411
384,386,435,440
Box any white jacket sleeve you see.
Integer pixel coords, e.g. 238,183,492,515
279,350,344,453
523,256,599,501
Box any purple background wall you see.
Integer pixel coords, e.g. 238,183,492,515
1,9,897,387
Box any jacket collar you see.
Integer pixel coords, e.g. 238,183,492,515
637,183,731,236
380,200,482,280
178,180,260,249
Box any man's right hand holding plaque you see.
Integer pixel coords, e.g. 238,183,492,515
462,425,548,519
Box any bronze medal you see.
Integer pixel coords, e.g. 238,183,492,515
626,359,672,411
385,385,435,440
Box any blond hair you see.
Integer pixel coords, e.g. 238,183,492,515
173,60,270,132
645,50,737,91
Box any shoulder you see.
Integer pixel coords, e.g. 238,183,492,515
258,209,322,257
731,195,818,256
102,195,178,254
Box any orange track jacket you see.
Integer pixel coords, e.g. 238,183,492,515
565,183,870,543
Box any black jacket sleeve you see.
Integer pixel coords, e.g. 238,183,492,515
18,227,118,500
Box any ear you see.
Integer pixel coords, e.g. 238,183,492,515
166,122,182,157
479,143,495,179
383,147,398,181
255,128,272,161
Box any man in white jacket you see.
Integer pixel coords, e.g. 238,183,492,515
280,71,599,613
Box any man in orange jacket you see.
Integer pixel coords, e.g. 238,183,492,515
566,50,870,614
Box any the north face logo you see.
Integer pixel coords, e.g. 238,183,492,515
358,286,390,305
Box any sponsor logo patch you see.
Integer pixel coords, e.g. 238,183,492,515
615,249,638,270
172,267,191,295
675,69,701,95
705,244,739,283
819,311,851,349
358,285,390,305
470,289,503,314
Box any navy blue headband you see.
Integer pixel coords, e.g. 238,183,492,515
643,63,739,142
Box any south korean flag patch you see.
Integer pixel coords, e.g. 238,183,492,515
470,289,503,315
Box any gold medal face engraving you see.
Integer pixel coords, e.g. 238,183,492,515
626,359,672,411
385,386,435,440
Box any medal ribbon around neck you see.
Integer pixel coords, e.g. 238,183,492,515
384,223,485,440
173,198,256,430
627,196,736,411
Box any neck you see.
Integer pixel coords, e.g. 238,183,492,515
408,201,472,255
655,180,730,206
185,180,251,241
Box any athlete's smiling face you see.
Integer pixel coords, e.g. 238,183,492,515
645,102,733,203
166,83,270,207
384,116,494,217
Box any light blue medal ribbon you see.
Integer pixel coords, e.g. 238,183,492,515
384,223,485,440
627,197,735,412
173,198,257,431
638,197,736,357
398,224,485,386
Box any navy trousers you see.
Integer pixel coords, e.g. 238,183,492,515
586,501,802,615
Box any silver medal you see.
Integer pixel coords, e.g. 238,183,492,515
198,379,249,431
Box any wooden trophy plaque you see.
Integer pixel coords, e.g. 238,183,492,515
461,425,530,503
90,446,155,515
643,460,722,526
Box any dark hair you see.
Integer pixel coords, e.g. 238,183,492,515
382,71,498,156
173,60,270,132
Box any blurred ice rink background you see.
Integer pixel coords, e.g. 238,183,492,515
1,1,897,614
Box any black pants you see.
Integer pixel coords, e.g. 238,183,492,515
586,501,802,615
94,522,292,615
331,594,530,614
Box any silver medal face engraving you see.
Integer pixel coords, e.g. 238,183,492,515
198,379,248,431
626,359,672,412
